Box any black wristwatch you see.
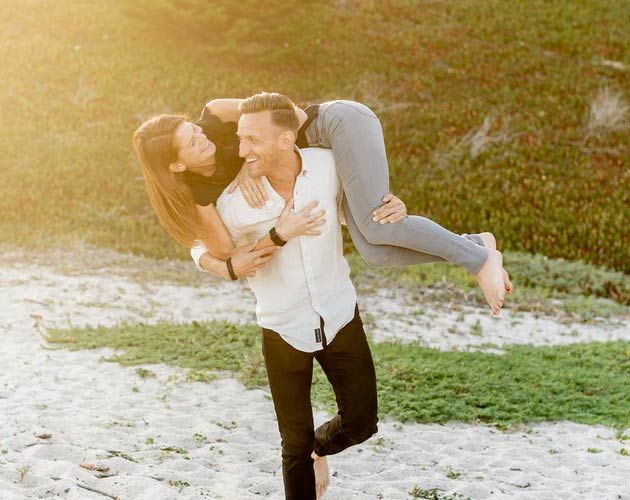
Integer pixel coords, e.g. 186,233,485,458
269,227,287,247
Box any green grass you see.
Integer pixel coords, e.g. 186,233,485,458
45,319,630,429
0,0,628,271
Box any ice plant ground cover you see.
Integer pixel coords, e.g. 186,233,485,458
0,0,628,270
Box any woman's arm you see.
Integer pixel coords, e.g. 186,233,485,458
205,99,308,128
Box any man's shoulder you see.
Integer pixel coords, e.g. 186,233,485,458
216,185,251,216
300,147,334,165
216,181,279,229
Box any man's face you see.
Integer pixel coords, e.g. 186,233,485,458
237,111,284,178
173,121,217,172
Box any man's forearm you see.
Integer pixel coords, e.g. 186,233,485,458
252,233,281,252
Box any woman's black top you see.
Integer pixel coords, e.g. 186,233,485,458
183,104,320,207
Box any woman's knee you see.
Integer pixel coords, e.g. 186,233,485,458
361,219,398,246
326,100,378,120
358,245,394,267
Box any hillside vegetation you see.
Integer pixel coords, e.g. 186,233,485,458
0,0,627,271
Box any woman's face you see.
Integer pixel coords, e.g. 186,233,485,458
172,121,217,173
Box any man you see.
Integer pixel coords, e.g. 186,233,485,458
191,92,379,499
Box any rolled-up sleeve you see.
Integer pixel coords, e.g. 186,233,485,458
190,241,210,272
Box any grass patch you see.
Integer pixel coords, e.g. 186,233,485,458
45,319,630,429
0,0,628,271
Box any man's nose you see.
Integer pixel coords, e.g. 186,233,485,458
239,142,249,158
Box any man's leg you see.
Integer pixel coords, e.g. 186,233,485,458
262,328,317,500
313,306,379,457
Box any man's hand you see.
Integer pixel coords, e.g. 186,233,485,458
229,241,279,278
276,199,326,241
372,193,407,224
228,162,269,209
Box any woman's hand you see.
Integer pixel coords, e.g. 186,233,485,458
228,162,269,209
372,193,407,224
229,241,279,278
276,199,326,241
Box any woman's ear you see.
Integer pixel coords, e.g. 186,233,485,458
168,162,186,173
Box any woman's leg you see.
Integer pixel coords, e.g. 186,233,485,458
346,197,490,267
305,100,489,274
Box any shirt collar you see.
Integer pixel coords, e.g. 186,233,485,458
295,146,310,178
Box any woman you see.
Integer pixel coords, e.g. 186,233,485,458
133,96,511,314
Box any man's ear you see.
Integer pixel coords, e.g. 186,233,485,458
168,162,186,173
279,130,296,150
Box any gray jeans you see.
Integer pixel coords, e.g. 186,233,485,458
304,100,488,275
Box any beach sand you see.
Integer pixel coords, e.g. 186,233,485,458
1,250,628,499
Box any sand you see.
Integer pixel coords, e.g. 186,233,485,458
1,250,628,499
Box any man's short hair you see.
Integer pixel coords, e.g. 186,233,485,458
240,92,299,133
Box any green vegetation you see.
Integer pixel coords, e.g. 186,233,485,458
0,1,628,271
45,319,630,429
409,485,470,500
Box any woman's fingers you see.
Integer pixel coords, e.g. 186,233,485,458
382,215,406,224
282,198,294,213
374,207,401,223
242,186,256,208
247,185,263,208
373,202,403,221
253,185,266,207
254,179,269,202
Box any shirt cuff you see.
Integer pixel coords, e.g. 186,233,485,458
190,241,210,273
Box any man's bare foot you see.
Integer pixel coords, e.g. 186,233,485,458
311,451,329,499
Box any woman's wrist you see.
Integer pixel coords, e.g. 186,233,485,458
226,257,239,280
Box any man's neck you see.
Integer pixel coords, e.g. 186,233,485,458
267,150,301,199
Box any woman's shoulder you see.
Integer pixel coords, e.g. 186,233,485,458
183,170,225,207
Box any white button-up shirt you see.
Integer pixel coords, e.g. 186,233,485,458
190,147,357,353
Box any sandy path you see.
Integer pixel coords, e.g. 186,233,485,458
1,252,628,499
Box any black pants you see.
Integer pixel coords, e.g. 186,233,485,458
262,306,378,500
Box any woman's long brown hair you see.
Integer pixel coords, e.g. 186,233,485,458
132,114,200,248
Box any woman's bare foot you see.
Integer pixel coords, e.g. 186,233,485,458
478,232,497,251
503,268,514,294
479,232,514,295
311,451,330,498
474,232,506,315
